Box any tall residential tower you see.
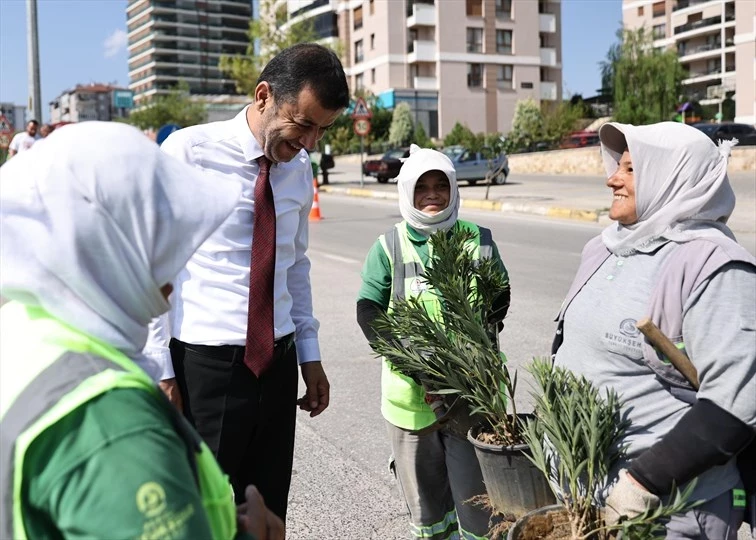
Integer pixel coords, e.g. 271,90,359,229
281,0,563,138
126,0,252,111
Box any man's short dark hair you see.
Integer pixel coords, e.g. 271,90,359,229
28,120,39,126
258,43,349,111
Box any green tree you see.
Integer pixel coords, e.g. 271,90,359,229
504,99,545,152
413,122,431,148
388,102,414,147
124,81,206,130
542,101,582,146
599,28,622,102
443,122,476,148
219,0,330,97
612,27,686,124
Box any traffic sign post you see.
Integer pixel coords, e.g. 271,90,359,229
351,98,372,187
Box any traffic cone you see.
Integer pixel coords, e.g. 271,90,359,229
309,178,323,222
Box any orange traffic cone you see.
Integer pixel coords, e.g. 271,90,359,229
309,178,323,222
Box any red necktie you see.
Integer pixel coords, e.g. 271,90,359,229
244,156,276,376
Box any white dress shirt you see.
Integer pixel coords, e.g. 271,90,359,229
145,106,321,380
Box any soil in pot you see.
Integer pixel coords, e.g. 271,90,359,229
516,508,571,540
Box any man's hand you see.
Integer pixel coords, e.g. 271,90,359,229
236,485,285,540
158,378,183,413
297,361,330,417
604,469,661,527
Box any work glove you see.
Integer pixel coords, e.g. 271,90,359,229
604,469,661,527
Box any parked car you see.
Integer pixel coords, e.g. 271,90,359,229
560,130,600,149
362,148,410,183
692,122,756,146
442,146,510,186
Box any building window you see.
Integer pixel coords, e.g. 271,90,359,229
497,64,513,89
354,39,364,64
354,6,363,30
371,68,376,84
466,27,483,53
652,1,665,17
370,33,375,50
355,73,364,90
369,0,375,15
495,0,512,18
637,6,644,16
652,23,666,39
466,0,483,17
496,29,512,54
467,63,483,87
521,81,534,89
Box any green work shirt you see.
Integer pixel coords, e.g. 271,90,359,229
22,388,215,540
358,222,508,309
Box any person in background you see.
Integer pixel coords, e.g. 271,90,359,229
8,120,39,156
39,123,55,138
145,42,350,523
356,144,511,539
553,121,755,539
0,122,283,540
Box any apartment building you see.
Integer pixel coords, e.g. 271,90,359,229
126,0,252,107
49,84,133,123
0,103,28,129
623,0,756,125
282,0,562,138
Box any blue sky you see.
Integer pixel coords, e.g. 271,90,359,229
0,0,621,123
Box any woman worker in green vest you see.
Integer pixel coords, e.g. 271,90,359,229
0,122,284,540
356,144,510,539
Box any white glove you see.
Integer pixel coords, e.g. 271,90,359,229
604,469,661,527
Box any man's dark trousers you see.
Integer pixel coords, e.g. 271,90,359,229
170,336,298,520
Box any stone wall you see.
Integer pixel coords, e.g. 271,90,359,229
508,146,756,176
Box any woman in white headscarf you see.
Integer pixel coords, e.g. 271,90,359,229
356,144,511,539
0,122,283,540
553,121,755,539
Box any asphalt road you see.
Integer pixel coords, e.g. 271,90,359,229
287,195,607,539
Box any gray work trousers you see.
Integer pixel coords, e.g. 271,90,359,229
387,422,492,539
665,486,745,540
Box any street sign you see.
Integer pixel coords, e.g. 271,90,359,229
353,118,371,137
113,89,135,109
351,97,372,119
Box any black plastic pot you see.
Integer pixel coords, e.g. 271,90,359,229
467,423,555,518
507,504,566,540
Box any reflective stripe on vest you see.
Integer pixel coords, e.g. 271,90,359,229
377,220,491,430
0,347,236,540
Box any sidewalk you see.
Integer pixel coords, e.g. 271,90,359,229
318,163,755,235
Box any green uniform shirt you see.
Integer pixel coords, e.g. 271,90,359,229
22,387,215,540
358,223,508,309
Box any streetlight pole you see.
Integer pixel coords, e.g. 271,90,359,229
26,0,42,122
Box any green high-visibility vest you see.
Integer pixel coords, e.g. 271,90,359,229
378,220,494,430
0,303,237,540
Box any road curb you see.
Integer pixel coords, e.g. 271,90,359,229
318,185,606,223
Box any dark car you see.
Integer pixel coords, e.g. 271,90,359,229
362,148,410,183
692,122,756,146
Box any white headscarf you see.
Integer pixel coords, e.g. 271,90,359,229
598,121,737,256
0,122,241,378
396,144,459,235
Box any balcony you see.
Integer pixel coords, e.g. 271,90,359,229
540,47,557,67
540,81,557,101
674,15,722,35
679,43,733,62
539,13,556,33
413,76,438,90
673,0,713,11
407,2,436,27
407,40,437,63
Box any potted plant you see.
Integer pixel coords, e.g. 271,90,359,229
371,228,554,520
512,359,696,540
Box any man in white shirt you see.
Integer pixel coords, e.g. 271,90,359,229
145,43,349,523
8,120,39,157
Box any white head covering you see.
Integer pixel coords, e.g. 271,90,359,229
0,122,241,378
598,121,737,255
396,144,459,235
